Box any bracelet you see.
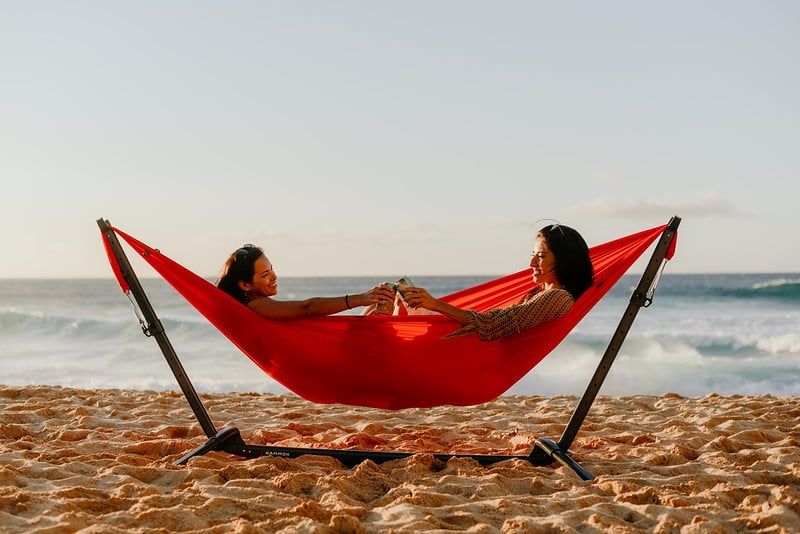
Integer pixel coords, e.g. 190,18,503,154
345,294,351,309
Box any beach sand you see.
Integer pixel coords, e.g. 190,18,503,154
1,386,798,533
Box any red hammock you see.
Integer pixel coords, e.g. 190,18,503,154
103,224,675,409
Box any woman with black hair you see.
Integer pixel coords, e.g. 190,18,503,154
401,223,594,341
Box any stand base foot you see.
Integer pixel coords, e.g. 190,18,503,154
175,426,246,465
533,438,594,480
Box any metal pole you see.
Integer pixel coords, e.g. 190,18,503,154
97,218,218,438
558,216,681,451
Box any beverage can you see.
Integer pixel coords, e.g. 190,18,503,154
374,283,396,315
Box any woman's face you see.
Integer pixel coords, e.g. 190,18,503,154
246,255,278,297
530,235,560,287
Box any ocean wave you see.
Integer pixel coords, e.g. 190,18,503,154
1,306,202,329
752,277,800,289
513,337,800,397
0,310,114,338
569,327,800,360
724,278,800,301
658,276,800,302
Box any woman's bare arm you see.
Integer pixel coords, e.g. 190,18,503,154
248,285,395,320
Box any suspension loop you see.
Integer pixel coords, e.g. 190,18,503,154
126,290,153,337
643,259,668,308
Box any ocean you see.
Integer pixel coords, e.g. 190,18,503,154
1,274,799,398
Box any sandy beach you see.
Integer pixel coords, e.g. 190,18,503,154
1,386,798,533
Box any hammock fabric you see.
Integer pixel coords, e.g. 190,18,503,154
103,224,675,410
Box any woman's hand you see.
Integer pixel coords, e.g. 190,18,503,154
357,283,396,308
400,287,439,312
401,286,472,325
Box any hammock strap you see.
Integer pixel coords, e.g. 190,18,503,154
124,290,153,337
642,258,667,308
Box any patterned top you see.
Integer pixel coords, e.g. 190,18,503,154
446,287,574,341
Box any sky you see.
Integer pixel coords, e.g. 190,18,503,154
1,1,798,279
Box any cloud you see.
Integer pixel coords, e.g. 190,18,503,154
564,191,748,219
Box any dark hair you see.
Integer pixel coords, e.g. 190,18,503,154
216,244,265,304
538,224,594,300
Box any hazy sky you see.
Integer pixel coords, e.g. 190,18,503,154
2,1,797,279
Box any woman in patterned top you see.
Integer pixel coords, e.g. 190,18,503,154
402,224,594,341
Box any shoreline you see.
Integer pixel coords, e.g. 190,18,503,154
1,386,798,532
